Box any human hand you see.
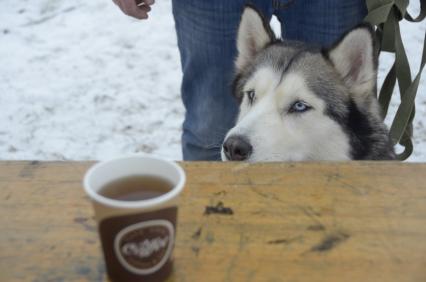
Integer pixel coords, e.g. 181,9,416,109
112,0,155,20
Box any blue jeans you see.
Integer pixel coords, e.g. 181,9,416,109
172,0,367,160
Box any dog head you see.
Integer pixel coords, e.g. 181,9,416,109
221,6,394,161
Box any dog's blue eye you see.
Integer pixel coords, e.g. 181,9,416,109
289,101,311,113
246,90,255,105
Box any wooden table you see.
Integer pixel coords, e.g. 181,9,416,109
1,161,426,282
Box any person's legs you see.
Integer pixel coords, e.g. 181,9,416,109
172,0,273,160
274,0,367,47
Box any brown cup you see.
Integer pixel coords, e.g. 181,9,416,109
83,155,186,282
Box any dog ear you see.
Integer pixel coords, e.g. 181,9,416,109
235,5,275,71
326,24,377,98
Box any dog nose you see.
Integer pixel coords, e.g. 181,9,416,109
223,135,252,161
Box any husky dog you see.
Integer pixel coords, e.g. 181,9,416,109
221,6,395,162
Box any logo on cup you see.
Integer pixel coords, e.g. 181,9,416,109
114,220,174,275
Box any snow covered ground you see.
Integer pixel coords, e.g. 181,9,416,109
1,0,425,161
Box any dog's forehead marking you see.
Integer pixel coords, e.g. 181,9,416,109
277,48,307,84
243,67,281,97
275,72,326,111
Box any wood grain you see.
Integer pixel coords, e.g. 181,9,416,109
1,161,426,282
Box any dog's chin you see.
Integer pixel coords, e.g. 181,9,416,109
221,148,310,162
220,149,254,162
230,154,308,162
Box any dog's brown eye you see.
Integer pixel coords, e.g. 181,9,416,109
245,90,255,105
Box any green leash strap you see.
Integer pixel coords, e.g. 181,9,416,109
365,0,426,160
390,33,426,154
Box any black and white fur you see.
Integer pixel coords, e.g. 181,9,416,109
222,6,395,162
